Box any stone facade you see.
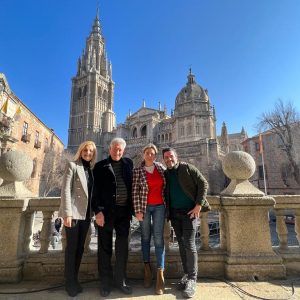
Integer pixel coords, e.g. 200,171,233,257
119,71,218,194
242,127,300,195
0,73,64,196
67,13,247,194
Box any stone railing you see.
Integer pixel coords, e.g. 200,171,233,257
126,136,150,146
0,150,300,283
272,195,300,250
272,195,300,275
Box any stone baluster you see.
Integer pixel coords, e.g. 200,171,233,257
39,211,53,254
220,151,285,280
200,212,210,250
294,209,300,246
164,220,171,251
0,150,33,282
23,210,35,254
219,210,226,250
84,224,92,253
275,210,288,250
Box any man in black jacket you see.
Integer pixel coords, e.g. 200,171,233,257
93,137,133,297
162,147,210,299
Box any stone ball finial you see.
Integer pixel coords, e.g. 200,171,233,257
0,150,33,182
222,151,255,180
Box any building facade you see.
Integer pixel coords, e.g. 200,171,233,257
0,73,64,196
242,127,300,195
67,13,247,194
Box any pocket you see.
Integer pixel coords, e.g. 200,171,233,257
71,219,78,227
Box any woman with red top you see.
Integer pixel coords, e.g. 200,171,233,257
132,143,166,295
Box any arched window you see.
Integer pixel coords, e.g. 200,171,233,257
103,90,108,101
187,124,192,135
140,125,147,137
97,86,102,98
83,85,87,97
132,127,137,138
180,126,185,137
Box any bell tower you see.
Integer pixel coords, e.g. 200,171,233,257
67,8,116,156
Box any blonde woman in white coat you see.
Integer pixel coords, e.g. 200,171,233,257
58,141,97,297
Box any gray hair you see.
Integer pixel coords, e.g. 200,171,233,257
110,137,126,149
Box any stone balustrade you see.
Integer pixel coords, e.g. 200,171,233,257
0,150,299,283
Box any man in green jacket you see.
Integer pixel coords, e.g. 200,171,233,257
162,147,210,299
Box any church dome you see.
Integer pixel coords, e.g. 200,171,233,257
175,70,208,106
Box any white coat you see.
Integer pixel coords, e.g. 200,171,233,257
58,160,91,220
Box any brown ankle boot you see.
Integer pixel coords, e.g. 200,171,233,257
144,263,152,288
155,268,165,295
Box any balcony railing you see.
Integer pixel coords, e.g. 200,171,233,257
21,133,31,143
0,111,13,135
34,141,41,149
0,112,11,128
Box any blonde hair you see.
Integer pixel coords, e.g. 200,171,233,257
143,143,158,154
73,141,97,167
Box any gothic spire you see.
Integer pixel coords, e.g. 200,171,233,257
91,6,102,36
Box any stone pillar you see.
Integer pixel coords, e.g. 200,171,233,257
0,199,29,282
0,150,33,282
221,151,286,280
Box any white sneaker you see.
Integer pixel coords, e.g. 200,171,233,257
182,279,196,298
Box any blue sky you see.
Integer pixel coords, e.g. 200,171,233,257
1,0,300,146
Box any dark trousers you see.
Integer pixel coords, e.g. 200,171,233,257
97,206,131,287
170,208,198,281
64,219,91,284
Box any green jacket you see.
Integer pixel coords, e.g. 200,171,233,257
164,162,211,218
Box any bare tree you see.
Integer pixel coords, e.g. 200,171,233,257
257,99,300,186
39,149,74,197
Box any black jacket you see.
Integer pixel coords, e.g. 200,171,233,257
92,156,134,218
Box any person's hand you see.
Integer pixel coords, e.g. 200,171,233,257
95,212,105,227
187,204,202,219
63,216,72,227
135,212,144,221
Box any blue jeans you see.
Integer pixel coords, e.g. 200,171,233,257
170,208,198,281
139,204,165,269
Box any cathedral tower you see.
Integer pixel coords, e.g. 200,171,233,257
67,9,116,157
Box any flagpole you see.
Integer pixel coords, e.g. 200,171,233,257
259,134,267,195
261,147,267,195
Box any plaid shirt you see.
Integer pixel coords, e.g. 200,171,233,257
132,161,166,214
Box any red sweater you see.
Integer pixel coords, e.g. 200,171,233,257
145,167,164,205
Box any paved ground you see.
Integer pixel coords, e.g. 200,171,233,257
1,278,300,300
